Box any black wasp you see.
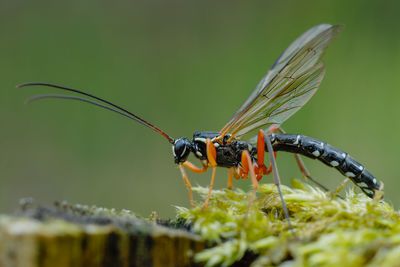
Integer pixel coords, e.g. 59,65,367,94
19,24,384,212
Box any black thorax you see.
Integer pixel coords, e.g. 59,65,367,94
192,131,256,168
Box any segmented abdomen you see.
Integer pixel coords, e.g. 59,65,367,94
269,134,384,199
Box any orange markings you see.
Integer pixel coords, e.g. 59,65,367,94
203,139,218,208
206,139,217,167
181,132,280,208
241,150,259,190
183,161,208,173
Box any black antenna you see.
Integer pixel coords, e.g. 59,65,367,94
17,82,175,144
27,94,151,125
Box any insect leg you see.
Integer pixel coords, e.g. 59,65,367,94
331,178,350,198
178,165,195,207
233,153,260,214
180,161,210,206
240,150,259,207
264,130,294,233
179,161,208,206
233,168,241,179
227,168,234,189
255,129,272,180
292,154,330,191
182,161,208,173
241,150,259,190
203,139,218,208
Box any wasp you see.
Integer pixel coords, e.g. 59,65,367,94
18,24,384,214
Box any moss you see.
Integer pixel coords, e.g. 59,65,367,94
176,180,399,267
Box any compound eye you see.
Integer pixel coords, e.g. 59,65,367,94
174,140,188,159
178,144,187,158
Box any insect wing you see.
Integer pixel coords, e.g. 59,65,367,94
220,24,341,138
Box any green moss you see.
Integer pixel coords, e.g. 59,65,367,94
176,180,399,267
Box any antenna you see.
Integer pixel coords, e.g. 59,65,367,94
17,82,175,144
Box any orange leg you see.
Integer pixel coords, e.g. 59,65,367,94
227,168,234,189
255,129,276,180
203,138,218,208
233,168,241,179
178,165,195,207
239,150,259,209
182,161,208,173
178,160,208,206
240,150,259,191
293,154,329,191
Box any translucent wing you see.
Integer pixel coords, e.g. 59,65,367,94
220,24,341,138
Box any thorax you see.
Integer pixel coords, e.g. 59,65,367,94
192,131,256,167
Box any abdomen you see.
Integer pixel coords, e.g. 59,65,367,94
269,133,383,199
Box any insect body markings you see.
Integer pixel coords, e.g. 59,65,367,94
18,23,384,215
174,131,257,168
173,131,384,199
269,134,384,198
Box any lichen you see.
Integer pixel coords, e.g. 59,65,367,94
176,180,400,267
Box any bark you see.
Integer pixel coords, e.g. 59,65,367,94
0,201,204,267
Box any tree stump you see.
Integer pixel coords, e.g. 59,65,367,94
0,201,204,267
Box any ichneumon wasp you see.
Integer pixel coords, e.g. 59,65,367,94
18,24,384,219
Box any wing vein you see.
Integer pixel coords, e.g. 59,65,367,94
220,24,341,139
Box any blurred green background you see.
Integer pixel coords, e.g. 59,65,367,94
1,0,399,217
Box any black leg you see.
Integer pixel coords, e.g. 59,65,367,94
264,130,294,234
